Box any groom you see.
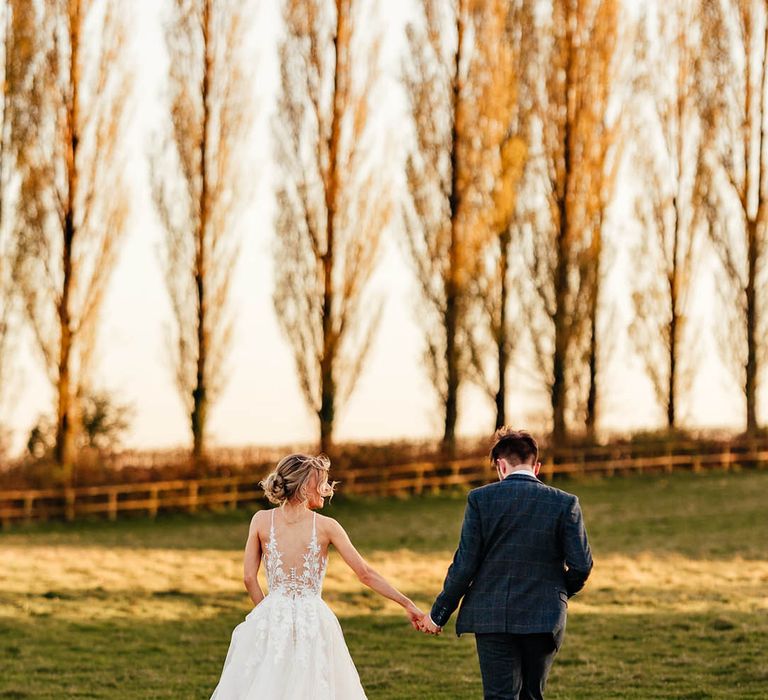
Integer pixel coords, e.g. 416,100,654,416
419,428,593,700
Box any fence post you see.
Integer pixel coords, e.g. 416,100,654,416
24,495,34,524
188,481,199,513
229,481,239,510
107,489,118,521
148,487,159,518
415,465,425,495
65,489,76,521
722,446,732,472
692,455,702,473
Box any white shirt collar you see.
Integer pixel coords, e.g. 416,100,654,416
505,467,539,479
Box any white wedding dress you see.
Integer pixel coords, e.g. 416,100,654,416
210,511,367,699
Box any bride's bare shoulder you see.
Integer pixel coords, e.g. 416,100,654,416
315,512,336,526
248,508,272,532
315,513,347,538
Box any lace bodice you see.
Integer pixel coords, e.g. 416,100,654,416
265,510,327,598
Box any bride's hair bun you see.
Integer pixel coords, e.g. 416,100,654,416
259,453,336,506
261,471,288,505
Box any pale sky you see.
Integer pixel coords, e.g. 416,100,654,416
4,0,750,455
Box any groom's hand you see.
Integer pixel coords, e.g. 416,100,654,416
418,613,442,635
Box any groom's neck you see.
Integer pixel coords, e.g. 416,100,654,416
500,462,535,478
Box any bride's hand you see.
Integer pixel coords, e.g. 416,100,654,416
405,602,424,630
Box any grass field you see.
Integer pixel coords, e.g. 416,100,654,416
1,470,767,699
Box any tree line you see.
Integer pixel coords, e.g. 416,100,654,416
0,0,766,480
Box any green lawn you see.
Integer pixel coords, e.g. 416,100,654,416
1,470,767,699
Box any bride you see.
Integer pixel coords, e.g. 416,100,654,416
209,453,424,699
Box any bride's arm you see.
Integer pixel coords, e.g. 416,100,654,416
243,512,266,606
326,518,422,627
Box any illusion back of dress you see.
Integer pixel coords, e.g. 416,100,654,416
265,510,327,598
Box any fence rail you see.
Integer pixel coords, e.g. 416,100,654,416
1,444,766,528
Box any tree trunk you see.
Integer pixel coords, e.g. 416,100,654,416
55,0,82,480
494,366,506,430
745,217,758,434
444,279,459,449
551,263,568,444
191,378,206,463
319,392,334,454
494,225,511,430
191,227,207,464
741,18,768,435
585,283,598,440
191,0,212,468
551,158,570,443
743,20,768,435
55,234,74,474
442,3,466,453
551,7,575,446
585,213,602,440
667,308,677,429
316,0,347,455
667,195,681,430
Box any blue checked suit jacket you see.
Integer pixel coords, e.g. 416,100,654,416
430,472,593,637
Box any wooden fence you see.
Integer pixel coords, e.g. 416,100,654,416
1,439,767,528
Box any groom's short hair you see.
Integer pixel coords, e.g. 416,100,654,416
490,428,538,465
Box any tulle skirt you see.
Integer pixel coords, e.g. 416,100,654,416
209,592,367,699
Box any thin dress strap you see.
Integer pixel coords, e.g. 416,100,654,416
312,511,317,538
270,508,275,534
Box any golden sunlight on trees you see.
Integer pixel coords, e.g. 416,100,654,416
578,0,623,438
464,0,531,431
403,0,494,451
8,0,768,462
152,0,250,466
701,0,768,434
521,0,621,443
10,0,130,480
629,1,709,430
273,0,388,453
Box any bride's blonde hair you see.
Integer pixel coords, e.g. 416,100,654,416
260,453,337,506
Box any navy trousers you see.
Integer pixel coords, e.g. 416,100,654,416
475,632,559,700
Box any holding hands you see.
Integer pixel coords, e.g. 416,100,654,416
417,613,442,635
403,603,442,635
